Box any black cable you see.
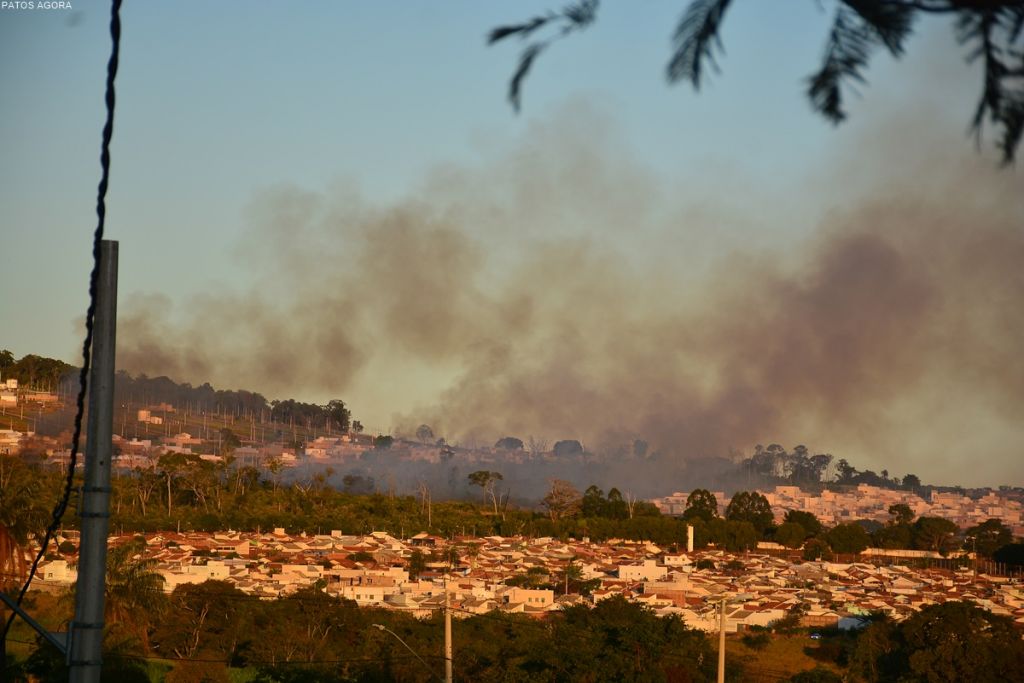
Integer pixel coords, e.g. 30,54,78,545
2,0,122,646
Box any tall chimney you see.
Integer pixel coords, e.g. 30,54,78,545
687,524,694,553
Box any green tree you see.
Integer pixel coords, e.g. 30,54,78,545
775,521,807,549
835,458,858,484
683,488,718,522
549,596,719,681
773,603,810,634
881,602,1024,682
407,550,426,580
581,485,607,518
963,518,1012,558
0,457,52,585
803,538,833,561
888,503,915,526
725,491,774,535
912,516,959,555
722,519,759,551
489,1,1024,164
373,434,393,450
249,586,359,665
848,615,899,683
157,452,189,516
153,580,254,663
783,510,823,537
561,558,584,595
826,523,871,554
102,536,167,651
993,543,1024,568
873,523,913,549
605,487,628,519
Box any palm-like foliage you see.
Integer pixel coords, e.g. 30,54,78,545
0,459,51,587
103,537,166,649
491,0,1024,163
486,0,599,111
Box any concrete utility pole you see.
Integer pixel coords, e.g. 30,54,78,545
717,596,727,683
444,579,453,683
69,240,118,683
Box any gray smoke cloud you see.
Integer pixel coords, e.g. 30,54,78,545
117,103,1024,487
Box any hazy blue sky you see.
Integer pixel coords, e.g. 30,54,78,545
2,2,1020,486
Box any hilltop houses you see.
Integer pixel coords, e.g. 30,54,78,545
653,484,1024,536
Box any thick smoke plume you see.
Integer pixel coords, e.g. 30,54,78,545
118,105,1023,487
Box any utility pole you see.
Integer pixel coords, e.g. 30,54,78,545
973,535,978,580
717,596,726,683
69,240,118,683
444,575,453,683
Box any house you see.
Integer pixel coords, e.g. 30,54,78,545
160,560,231,591
0,429,23,455
501,587,555,609
212,537,251,557
41,559,77,584
619,559,667,582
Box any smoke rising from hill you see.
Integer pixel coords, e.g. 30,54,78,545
117,105,1024,486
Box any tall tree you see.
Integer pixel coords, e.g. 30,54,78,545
542,479,582,522
467,470,505,515
581,485,607,518
725,491,774,534
826,522,872,554
783,510,823,538
325,399,351,432
683,489,719,522
887,503,915,526
153,580,254,663
414,424,434,443
835,458,858,484
0,458,51,586
869,602,1024,682
902,473,922,492
775,521,808,549
912,516,959,554
963,518,1012,558
101,536,167,651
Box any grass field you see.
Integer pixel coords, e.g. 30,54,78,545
727,632,844,682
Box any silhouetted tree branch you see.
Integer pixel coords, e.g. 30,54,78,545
489,0,1024,163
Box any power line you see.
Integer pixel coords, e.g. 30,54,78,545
2,0,122,654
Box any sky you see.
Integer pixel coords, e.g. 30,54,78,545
1,1,1021,487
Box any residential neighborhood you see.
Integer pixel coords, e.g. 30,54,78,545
36,529,1024,633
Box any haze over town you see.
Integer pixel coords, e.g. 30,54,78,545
2,3,1022,488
